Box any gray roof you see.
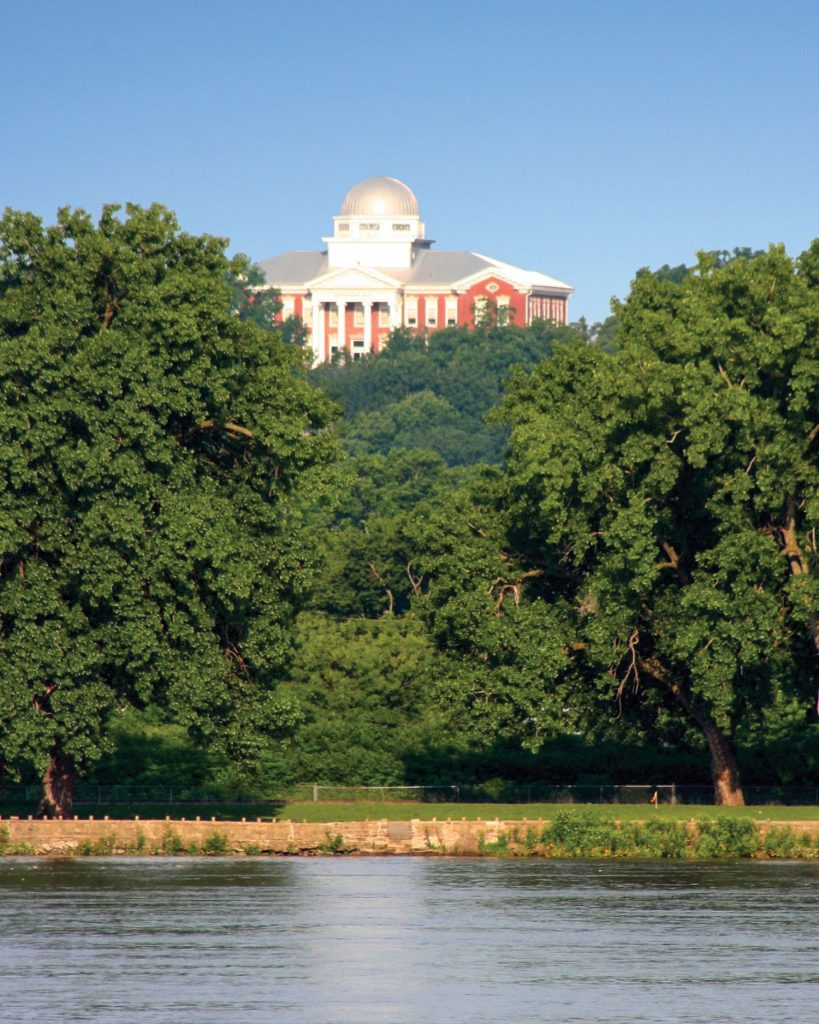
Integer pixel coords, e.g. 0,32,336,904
258,249,491,289
404,250,491,286
257,248,571,294
257,250,327,286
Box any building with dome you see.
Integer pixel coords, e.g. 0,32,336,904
258,177,573,364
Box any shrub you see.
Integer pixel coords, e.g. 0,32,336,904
541,811,617,857
202,831,230,856
625,820,690,859
319,832,346,854
77,833,116,856
126,829,147,855
761,826,817,860
160,827,187,855
693,819,759,859
478,831,511,856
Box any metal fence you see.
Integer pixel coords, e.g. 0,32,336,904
3,781,819,806
0,783,264,806
292,782,819,805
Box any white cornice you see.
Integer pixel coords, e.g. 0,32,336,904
306,265,405,289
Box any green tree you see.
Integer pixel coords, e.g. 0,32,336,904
0,204,339,816
314,321,578,465
339,391,499,465
416,245,819,804
274,612,458,785
224,253,281,331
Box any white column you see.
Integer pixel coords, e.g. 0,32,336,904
363,299,372,353
337,299,346,352
389,294,401,330
311,298,323,364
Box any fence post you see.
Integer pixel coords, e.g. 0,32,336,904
312,783,319,803
671,783,677,806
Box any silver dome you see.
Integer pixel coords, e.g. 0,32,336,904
340,177,420,217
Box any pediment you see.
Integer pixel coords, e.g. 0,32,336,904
306,265,402,290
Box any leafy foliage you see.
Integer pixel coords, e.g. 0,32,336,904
314,322,579,465
0,203,339,810
414,245,819,802
224,253,281,331
272,613,459,785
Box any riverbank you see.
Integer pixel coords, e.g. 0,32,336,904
3,813,819,858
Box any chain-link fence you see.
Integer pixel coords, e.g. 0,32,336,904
290,782,819,805
3,780,819,807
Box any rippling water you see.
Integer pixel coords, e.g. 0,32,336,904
0,857,817,1023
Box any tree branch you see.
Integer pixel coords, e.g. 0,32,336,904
197,420,255,439
368,562,394,615
656,540,690,586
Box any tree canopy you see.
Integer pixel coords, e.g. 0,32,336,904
313,321,579,465
0,203,339,815
413,246,819,803
3,207,816,810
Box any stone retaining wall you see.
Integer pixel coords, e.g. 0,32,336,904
1,815,818,856
0,816,510,856
2,816,818,856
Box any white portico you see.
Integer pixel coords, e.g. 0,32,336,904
306,265,403,363
258,176,573,363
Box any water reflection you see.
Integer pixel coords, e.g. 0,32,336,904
0,858,817,1023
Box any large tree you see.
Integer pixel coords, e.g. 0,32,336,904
416,246,819,804
0,204,339,816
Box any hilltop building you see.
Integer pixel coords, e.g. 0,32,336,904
258,176,573,364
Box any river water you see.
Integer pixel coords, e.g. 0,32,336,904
0,857,816,1023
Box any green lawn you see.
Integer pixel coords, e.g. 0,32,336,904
277,801,819,823
3,799,819,823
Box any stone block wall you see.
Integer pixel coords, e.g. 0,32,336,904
1,815,817,857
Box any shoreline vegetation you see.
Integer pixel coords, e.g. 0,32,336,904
3,809,819,860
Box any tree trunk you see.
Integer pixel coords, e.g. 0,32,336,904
36,749,75,819
700,718,745,806
640,656,745,805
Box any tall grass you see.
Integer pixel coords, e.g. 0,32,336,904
478,811,819,859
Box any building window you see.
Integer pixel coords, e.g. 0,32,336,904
426,298,438,327
377,303,390,327
406,298,418,326
359,222,380,231
301,299,312,325
282,298,294,319
445,297,458,327
329,306,338,327
353,338,364,348
337,222,350,232
392,223,410,231
497,296,513,324
353,303,364,327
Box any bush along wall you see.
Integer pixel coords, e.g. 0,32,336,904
476,813,819,859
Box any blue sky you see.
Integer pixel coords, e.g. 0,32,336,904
2,0,818,324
